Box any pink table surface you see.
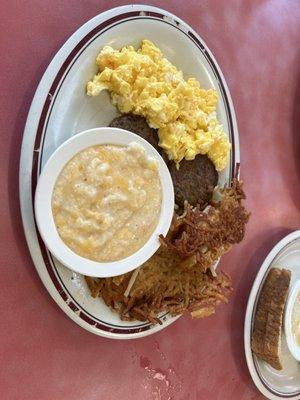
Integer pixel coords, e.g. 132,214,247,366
1,1,299,399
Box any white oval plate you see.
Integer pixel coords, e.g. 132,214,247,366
19,5,240,339
244,230,300,399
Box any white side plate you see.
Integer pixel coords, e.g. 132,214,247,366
244,230,300,399
19,5,240,339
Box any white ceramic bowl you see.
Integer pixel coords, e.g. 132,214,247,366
284,279,300,361
34,127,174,278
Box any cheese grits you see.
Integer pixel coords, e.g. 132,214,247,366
52,142,162,262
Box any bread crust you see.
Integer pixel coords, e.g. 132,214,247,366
251,267,291,370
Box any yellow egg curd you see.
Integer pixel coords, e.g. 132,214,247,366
87,40,230,171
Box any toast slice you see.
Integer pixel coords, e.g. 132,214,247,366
251,267,291,370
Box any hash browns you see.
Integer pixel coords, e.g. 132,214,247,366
85,180,249,324
161,179,250,272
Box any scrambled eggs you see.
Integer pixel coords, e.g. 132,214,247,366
87,40,230,170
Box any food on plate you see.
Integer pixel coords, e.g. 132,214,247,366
110,114,218,208
85,247,232,324
52,142,161,262
83,40,249,326
109,114,169,163
109,114,160,153
85,180,249,323
87,39,230,171
292,291,300,346
169,155,218,208
160,179,249,270
251,268,291,370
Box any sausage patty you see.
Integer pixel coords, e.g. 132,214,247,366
109,114,218,208
169,155,218,208
109,114,160,152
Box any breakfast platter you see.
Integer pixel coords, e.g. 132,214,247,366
244,230,300,399
19,5,242,339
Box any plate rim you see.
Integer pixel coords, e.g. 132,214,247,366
19,4,240,339
244,230,300,399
